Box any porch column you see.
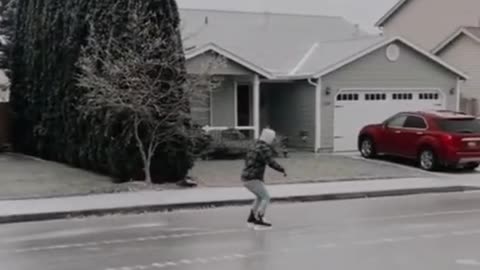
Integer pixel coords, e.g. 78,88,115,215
253,74,260,139
315,78,322,152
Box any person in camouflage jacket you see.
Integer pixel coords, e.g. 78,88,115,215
242,128,286,229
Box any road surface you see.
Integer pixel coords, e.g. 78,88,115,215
2,191,480,269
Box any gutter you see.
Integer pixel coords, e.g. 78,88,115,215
307,77,318,87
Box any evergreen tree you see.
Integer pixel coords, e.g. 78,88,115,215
10,0,196,182
0,0,16,78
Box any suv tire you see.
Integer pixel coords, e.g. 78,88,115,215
360,136,377,159
418,148,438,171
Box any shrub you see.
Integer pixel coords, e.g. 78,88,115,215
203,128,288,160
190,124,213,158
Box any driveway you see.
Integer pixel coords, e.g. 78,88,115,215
191,152,435,187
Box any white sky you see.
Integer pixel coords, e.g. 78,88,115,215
177,0,399,33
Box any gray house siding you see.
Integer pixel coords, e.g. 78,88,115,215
320,41,458,150
189,75,237,127
210,77,236,127
190,83,210,125
438,35,480,114
187,51,255,127
264,82,316,149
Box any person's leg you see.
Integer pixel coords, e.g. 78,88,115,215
244,180,262,215
244,180,271,227
254,181,270,218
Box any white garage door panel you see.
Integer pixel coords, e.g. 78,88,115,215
333,90,445,152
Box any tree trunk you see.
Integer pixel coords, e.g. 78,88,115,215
144,159,152,184
133,116,152,183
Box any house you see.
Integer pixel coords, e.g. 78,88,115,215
433,27,480,115
375,0,480,51
182,9,467,152
375,0,480,114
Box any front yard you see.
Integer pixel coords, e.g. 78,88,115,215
0,152,434,200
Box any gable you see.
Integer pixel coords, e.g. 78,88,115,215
434,29,480,55
186,51,254,76
378,0,480,50
314,37,467,80
437,34,480,75
324,41,458,82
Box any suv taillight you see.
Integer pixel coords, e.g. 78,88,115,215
442,134,460,148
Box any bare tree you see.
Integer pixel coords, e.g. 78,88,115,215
76,4,225,183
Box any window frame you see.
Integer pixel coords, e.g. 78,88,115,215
403,115,428,130
385,114,408,128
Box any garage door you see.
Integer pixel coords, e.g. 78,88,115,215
333,89,445,152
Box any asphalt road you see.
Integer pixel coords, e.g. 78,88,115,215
3,192,480,270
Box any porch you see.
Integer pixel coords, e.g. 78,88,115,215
192,74,317,151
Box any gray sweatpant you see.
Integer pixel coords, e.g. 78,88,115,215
244,180,270,218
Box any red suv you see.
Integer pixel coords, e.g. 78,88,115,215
358,110,480,171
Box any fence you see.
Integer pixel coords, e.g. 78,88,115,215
461,97,479,116
0,102,11,150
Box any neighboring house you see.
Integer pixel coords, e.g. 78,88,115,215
433,27,480,115
375,0,480,51
376,0,480,114
181,9,467,152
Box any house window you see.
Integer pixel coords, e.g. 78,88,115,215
236,83,253,127
419,93,439,100
336,93,359,101
365,93,387,101
392,93,413,100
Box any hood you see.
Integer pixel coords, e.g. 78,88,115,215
259,128,276,145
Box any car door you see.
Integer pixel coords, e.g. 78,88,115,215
398,115,428,158
381,114,408,155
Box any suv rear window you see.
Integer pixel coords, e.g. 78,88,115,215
436,118,480,133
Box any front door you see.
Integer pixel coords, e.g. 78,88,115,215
237,84,253,127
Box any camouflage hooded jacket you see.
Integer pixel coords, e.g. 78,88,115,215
241,140,285,181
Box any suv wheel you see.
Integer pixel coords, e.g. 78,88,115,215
360,137,377,159
418,148,438,171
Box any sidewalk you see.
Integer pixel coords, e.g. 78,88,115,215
1,177,478,224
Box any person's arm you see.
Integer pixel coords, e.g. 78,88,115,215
260,144,285,174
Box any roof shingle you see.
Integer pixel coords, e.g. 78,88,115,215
180,9,372,76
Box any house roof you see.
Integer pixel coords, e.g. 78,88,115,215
181,9,467,80
432,26,480,55
375,0,410,27
180,8,369,77
185,42,274,79
295,36,385,76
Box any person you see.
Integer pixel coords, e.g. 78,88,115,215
241,128,287,229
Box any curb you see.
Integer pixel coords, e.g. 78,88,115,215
0,185,478,224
